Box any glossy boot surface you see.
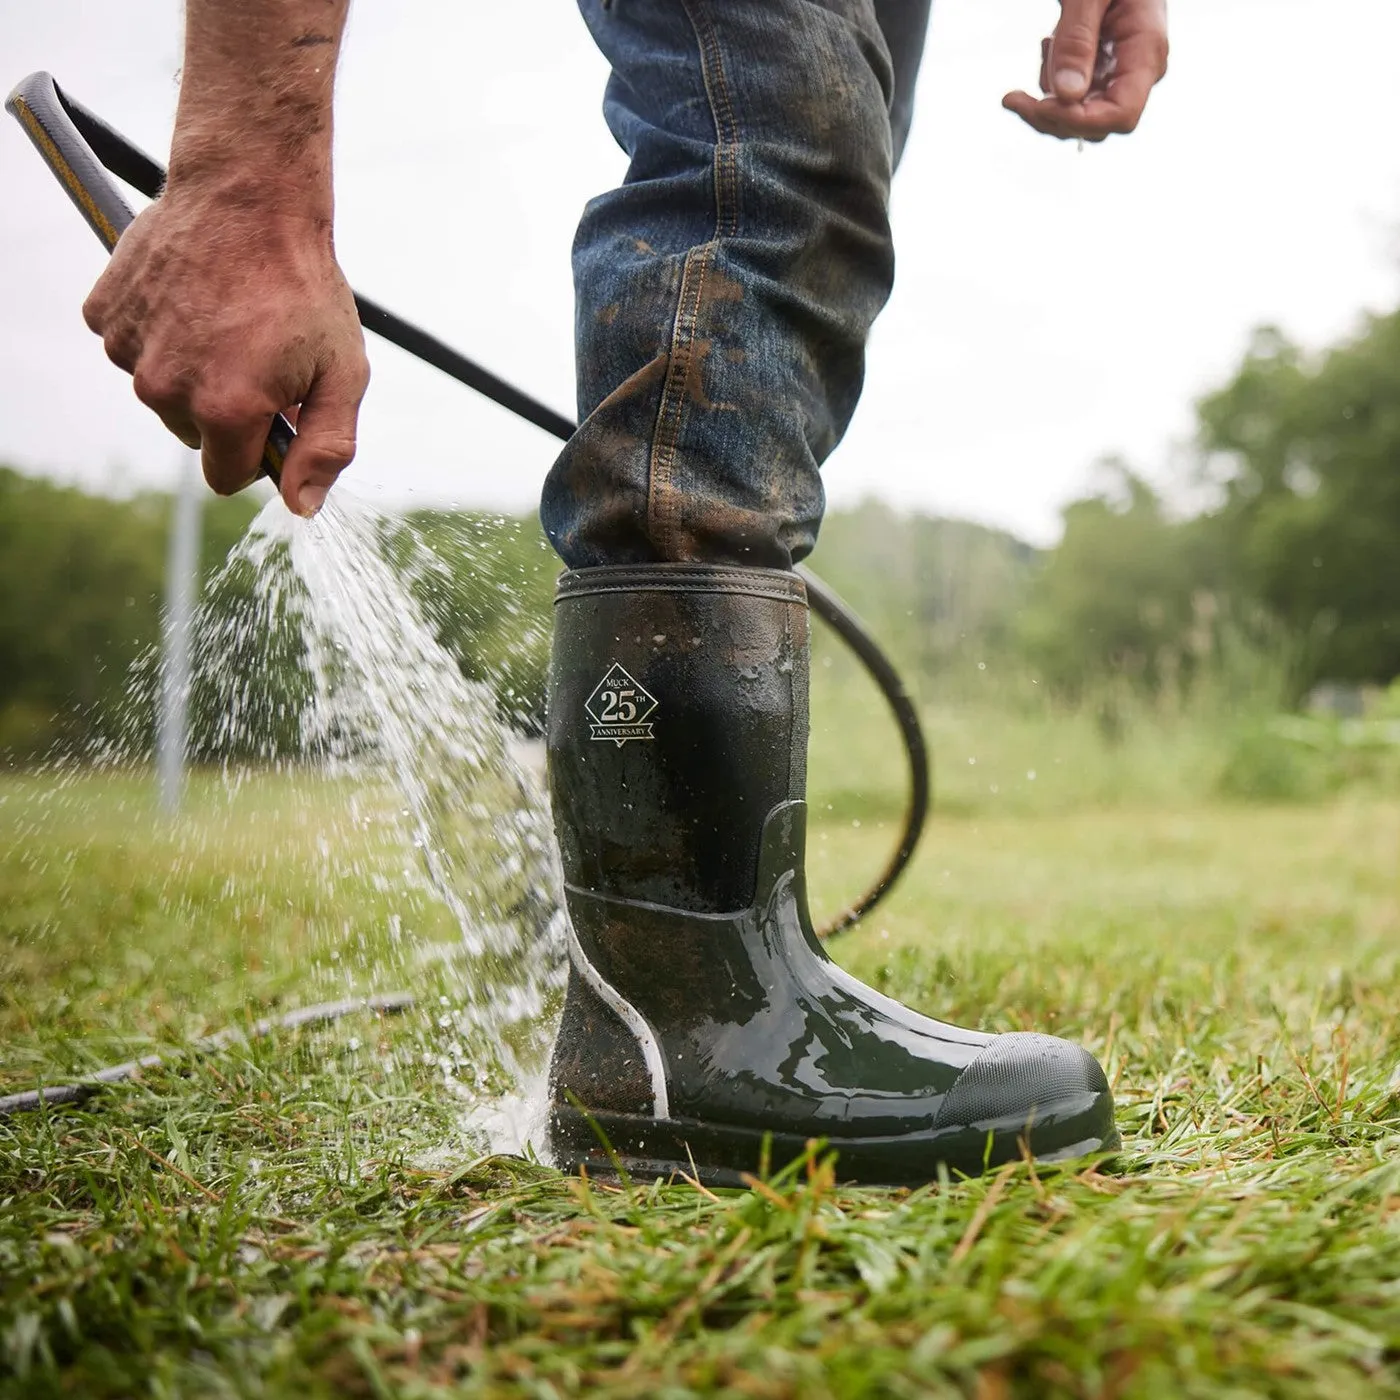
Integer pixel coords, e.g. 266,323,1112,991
545,564,1118,1186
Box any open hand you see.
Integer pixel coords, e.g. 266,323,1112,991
1003,0,1168,142
83,187,369,517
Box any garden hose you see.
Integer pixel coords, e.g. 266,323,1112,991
6,70,929,938
0,995,416,1118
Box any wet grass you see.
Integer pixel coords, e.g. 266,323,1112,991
2,762,1399,1397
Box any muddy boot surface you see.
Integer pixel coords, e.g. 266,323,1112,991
546,564,1118,1186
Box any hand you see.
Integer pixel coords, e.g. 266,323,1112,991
82,184,369,517
1003,0,1168,142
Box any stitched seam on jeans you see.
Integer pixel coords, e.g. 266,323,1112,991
646,0,740,557
648,242,713,558
685,0,740,237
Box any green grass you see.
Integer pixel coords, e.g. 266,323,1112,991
3,731,1400,1396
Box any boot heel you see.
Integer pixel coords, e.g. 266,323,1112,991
547,964,659,1119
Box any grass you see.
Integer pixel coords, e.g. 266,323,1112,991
2,703,1400,1395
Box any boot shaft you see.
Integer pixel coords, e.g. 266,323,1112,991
547,564,810,912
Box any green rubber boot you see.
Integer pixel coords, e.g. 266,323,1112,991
545,564,1118,1186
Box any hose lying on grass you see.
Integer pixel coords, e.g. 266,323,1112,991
0,992,416,1117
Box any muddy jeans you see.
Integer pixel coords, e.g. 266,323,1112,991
540,0,933,570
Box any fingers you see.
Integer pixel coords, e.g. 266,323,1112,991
277,356,369,518
108,334,274,478
128,368,198,449
80,198,371,512
85,233,368,510
129,363,271,489
1091,64,1159,136
196,402,276,496
1008,0,1168,142
1003,90,1124,141
1003,91,1100,142
88,304,366,512
1003,68,1157,140
1047,0,1110,102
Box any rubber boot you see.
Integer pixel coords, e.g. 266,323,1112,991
545,564,1118,1186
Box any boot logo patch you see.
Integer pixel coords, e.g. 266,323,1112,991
585,663,658,746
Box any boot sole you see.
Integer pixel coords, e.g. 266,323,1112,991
549,1092,1120,1188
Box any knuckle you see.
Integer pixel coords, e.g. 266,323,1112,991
190,390,265,435
200,451,259,496
294,434,358,475
201,465,240,497
306,435,358,470
101,331,135,371
132,369,181,410
1103,102,1142,135
330,352,371,401
81,293,106,334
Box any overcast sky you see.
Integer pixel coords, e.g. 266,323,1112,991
3,0,1398,544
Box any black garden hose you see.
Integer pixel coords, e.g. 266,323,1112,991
0,995,416,1118
6,70,929,938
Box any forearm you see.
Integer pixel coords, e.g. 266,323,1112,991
167,0,351,216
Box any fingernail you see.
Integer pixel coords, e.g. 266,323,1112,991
1055,68,1089,100
297,484,328,517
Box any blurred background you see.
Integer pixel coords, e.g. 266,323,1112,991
4,0,1400,804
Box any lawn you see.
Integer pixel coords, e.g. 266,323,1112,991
2,746,1399,1397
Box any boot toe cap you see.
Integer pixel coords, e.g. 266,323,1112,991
933,1031,1117,1156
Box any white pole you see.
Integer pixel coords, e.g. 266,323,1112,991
158,451,203,815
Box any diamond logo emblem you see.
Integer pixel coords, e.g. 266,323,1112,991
585,662,658,746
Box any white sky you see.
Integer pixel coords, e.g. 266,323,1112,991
2,0,1398,544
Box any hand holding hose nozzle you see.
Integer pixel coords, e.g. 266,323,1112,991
7,71,361,515
83,192,367,517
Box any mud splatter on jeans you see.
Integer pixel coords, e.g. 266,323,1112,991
541,0,934,569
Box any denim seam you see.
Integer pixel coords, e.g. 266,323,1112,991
649,244,715,556
688,0,740,237
647,0,741,558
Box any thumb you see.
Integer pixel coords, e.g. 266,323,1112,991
279,364,367,518
1049,0,1109,101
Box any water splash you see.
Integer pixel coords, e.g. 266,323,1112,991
204,492,567,1154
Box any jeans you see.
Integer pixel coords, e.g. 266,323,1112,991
540,0,933,570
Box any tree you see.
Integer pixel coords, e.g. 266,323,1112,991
810,499,1038,680
0,467,260,760
1199,317,1400,688
1017,463,1221,700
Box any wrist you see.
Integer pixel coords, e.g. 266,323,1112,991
158,168,338,249
167,117,334,224
164,164,335,226
169,68,337,217
169,0,347,223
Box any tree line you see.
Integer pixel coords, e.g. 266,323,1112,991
3,301,1399,761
